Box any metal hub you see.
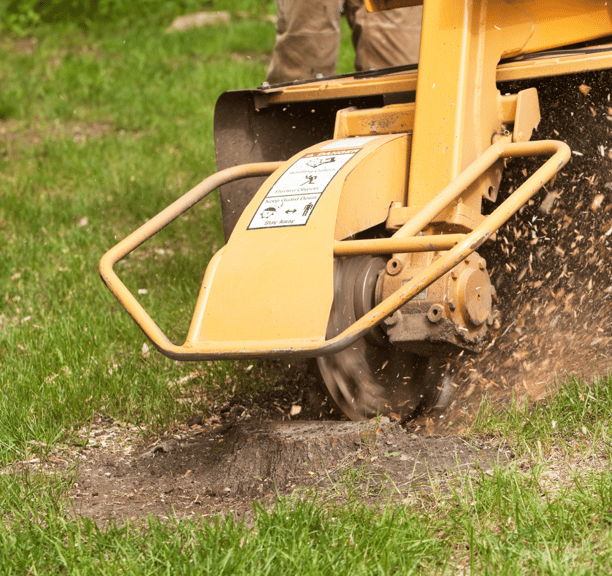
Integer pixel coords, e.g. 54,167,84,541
380,251,496,355
456,267,492,326
317,256,452,421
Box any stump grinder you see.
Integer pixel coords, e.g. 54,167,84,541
100,0,612,421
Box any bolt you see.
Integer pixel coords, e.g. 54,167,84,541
427,304,444,324
315,73,324,79
260,81,270,89
478,260,486,270
450,270,458,280
386,258,402,276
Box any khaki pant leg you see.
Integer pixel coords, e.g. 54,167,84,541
344,0,422,70
266,0,344,84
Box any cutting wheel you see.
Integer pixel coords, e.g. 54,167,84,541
317,256,452,421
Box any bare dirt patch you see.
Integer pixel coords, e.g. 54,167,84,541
5,361,504,523
66,413,505,523
0,120,115,147
7,37,39,55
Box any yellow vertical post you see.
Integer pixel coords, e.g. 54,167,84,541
406,0,533,215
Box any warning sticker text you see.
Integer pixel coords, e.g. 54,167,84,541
248,149,357,230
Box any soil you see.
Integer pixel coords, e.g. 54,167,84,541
65,404,507,523
0,120,116,151
14,362,508,523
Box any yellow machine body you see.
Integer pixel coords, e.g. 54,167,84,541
193,135,409,348
100,0,612,417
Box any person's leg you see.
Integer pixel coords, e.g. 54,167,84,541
266,0,343,84
344,0,422,70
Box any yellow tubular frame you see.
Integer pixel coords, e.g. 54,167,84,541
99,139,569,361
99,162,282,352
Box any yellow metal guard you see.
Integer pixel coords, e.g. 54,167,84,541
100,138,569,361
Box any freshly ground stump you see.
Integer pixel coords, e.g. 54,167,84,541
70,418,508,521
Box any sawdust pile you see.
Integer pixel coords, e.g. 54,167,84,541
446,70,612,426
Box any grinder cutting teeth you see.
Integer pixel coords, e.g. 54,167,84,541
100,0,612,422
317,255,440,421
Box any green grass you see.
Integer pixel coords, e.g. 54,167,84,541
0,1,357,465
2,3,612,574
0,9,276,463
2,443,612,574
471,374,612,459
0,0,276,33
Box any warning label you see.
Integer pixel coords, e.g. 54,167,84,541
248,149,358,230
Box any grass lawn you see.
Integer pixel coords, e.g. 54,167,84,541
2,2,612,574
